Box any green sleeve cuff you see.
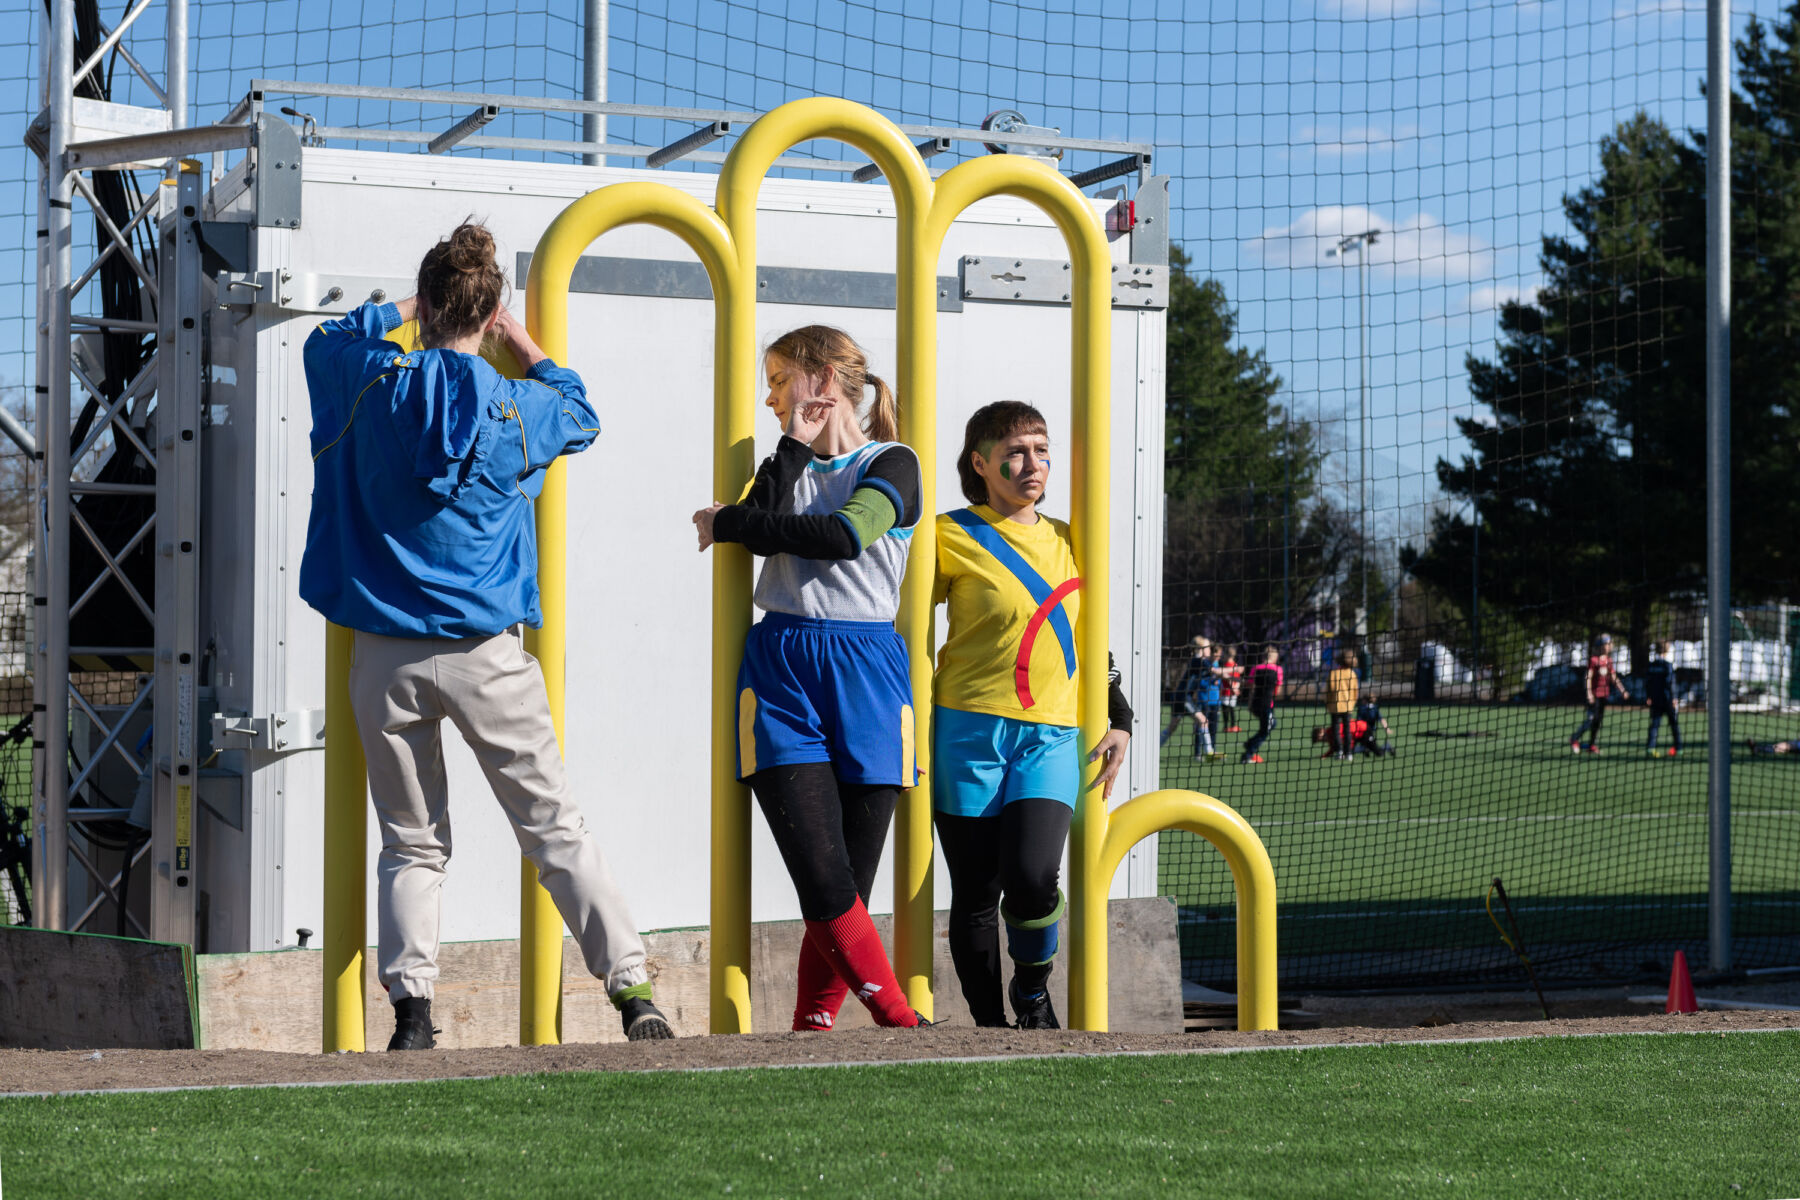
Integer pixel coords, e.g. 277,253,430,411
837,486,899,551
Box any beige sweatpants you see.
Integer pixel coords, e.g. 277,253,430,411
348,627,649,1003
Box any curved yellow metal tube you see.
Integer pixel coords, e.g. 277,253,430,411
1096,790,1279,1031
919,156,1115,1028
525,183,742,1041
717,97,942,1015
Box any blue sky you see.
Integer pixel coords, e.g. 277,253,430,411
0,0,1767,550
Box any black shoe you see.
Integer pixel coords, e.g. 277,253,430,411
621,996,675,1041
387,997,437,1051
1009,978,1060,1030
910,1010,940,1028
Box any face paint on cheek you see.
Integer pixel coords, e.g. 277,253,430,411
1000,462,1012,481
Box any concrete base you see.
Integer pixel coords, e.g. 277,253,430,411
195,896,1183,1051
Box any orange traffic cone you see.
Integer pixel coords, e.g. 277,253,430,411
1665,950,1699,1014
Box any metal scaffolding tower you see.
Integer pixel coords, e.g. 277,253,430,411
30,0,199,940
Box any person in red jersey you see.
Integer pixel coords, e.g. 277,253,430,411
1238,646,1285,764
1569,633,1626,755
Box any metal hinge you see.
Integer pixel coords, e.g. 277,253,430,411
959,256,1168,310
210,709,326,753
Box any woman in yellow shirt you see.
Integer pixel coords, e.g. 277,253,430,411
932,401,1133,1029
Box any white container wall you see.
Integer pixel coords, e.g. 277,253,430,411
200,149,1169,951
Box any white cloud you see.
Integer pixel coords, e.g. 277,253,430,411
1423,282,1539,324
1464,283,1535,313
1247,206,1494,281
1296,123,1417,157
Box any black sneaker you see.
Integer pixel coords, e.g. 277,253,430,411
621,996,675,1041
910,1010,940,1028
1009,978,1060,1030
387,997,437,1051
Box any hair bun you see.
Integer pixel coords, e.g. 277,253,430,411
447,222,496,266
416,219,508,346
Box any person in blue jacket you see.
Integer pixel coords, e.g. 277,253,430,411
300,221,672,1049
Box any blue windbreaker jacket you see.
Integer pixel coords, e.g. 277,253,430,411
298,302,599,638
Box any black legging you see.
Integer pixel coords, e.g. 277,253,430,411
749,763,898,921
1572,701,1607,746
934,798,1072,1028
1244,703,1277,755
1332,712,1353,754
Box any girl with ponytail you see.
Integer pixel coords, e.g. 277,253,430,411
692,325,931,1031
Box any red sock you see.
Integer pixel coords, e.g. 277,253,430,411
804,897,919,1028
791,932,850,1031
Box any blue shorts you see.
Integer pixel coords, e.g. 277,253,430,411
736,612,916,786
930,705,1080,819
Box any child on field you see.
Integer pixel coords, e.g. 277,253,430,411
1643,641,1681,758
1239,646,1285,764
1221,647,1243,732
1160,638,1210,751
1191,640,1225,762
1570,633,1625,755
1353,693,1393,758
1327,650,1360,762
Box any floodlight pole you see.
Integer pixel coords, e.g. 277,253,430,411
1328,230,1377,650
1705,0,1733,973
582,0,608,166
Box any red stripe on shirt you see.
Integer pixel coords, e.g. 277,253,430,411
1014,577,1083,709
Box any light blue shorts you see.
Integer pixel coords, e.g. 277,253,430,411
930,705,1079,819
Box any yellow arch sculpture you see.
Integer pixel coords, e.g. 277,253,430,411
320,96,1278,1049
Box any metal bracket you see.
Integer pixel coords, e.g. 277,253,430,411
215,270,414,315
210,709,325,753
1130,175,1170,267
958,256,1168,310
249,112,303,229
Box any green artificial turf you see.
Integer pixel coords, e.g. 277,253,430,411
1153,702,1800,965
3,1033,1798,1198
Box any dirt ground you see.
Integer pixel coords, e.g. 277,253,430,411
5,987,1799,1096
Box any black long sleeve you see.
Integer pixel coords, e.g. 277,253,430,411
712,437,861,559
1107,652,1134,732
713,439,917,561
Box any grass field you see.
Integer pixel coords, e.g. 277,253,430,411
3,1033,1796,1198
1153,702,1800,976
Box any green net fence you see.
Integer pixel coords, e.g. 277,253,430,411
2,1,1795,990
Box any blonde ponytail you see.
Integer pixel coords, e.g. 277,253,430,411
866,373,899,443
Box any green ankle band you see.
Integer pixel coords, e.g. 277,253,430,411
610,981,653,1010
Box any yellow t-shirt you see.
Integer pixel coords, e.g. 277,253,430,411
932,505,1082,727
1328,667,1359,715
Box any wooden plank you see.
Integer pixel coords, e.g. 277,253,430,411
0,925,196,1050
195,947,322,1054
195,896,1183,1050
